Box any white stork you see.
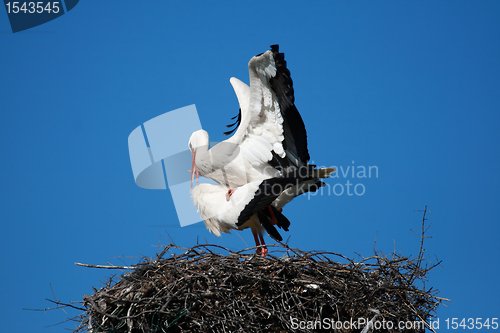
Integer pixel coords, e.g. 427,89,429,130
189,45,334,255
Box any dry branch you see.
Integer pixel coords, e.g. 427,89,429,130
73,244,444,332
54,207,446,332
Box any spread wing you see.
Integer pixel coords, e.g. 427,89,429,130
224,45,310,173
269,44,310,168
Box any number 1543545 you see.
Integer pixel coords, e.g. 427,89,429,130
5,2,61,14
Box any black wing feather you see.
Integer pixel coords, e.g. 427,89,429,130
269,44,310,168
257,211,282,242
236,177,298,225
223,108,242,136
261,205,290,231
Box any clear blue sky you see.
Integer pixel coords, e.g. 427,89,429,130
1,1,499,331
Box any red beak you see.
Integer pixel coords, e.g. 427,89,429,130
190,150,199,188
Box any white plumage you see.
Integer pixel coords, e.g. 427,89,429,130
190,181,263,237
188,49,286,188
188,45,334,255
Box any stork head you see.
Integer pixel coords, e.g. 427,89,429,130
188,130,209,188
188,130,209,153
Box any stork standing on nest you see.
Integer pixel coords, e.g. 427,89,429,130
189,45,334,255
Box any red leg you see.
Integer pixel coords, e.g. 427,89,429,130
252,230,263,255
258,233,268,257
253,231,260,246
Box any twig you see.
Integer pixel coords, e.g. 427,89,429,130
74,262,135,269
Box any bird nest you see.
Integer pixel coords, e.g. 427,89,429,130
53,208,447,332
70,236,446,333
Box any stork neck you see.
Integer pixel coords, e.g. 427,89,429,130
194,144,213,175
